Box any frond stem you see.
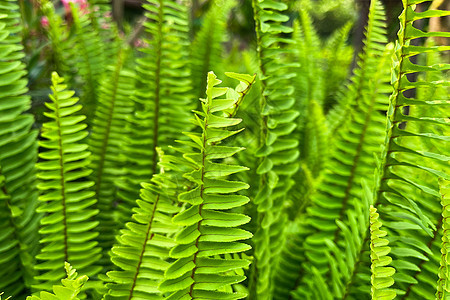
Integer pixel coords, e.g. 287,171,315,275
188,101,209,297
150,0,163,176
54,90,69,262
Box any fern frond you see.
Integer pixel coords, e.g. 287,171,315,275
40,0,73,80
371,1,450,298
27,262,88,300
250,0,300,296
302,99,328,177
34,72,101,291
105,162,180,299
370,206,396,300
322,21,354,110
292,10,328,178
437,179,450,300
158,71,255,300
70,2,106,113
292,9,325,110
279,1,391,297
114,0,193,244
312,180,372,299
88,50,136,263
0,6,40,297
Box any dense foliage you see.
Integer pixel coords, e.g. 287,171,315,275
0,0,448,299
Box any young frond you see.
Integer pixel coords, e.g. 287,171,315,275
34,72,101,291
158,71,255,300
0,5,40,297
27,262,88,300
437,179,450,300
370,206,396,300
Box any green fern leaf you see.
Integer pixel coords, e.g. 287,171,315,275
104,163,180,299
158,71,254,300
0,6,40,297
371,1,449,298
370,206,396,300
249,0,300,297
322,21,354,110
437,179,450,300
34,72,101,291
39,0,73,80
27,262,88,300
88,49,136,264
276,1,392,298
114,0,193,243
69,2,106,115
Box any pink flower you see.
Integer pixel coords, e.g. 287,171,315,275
40,16,49,28
61,0,89,15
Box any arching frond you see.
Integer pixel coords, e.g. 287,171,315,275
250,0,299,296
276,1,391,297
88,50,136,264
0,5,40,297
34,72,101,291
371,1,450,298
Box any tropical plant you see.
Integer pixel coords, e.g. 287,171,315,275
0,0,448,299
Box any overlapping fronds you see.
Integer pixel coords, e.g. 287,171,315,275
34,72,101,291
0,5,40,297
114,0,193,240
437,179,450,299
311,180,371,299
371,0,450,298
158,71,255,300
190,0,235,100
88,50,136,262
70,2,106,112
27,263,88,300
370,206,396,300
250,0,299,296
292,9,324,109
105,161,180,299
292,10,328,178
275,1,391,297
